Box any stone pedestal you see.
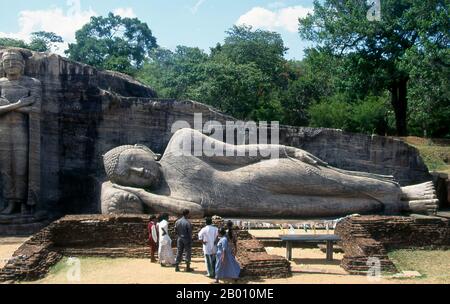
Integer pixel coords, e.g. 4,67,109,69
0,212,49,236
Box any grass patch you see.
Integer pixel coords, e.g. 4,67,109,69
48,257,70,275
388,249,450,283
401,137,450,174
45,256,129,281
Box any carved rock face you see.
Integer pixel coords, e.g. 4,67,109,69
0,48,43,217
1,51,25,79
107,147,161,188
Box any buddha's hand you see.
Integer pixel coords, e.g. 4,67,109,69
112,184,204,217
112,184,147,198
293,150,328,167
17,98,35,108
103,184,144,214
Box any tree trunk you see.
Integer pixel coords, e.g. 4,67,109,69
390,78,408,136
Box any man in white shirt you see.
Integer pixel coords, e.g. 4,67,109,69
198,217,219,278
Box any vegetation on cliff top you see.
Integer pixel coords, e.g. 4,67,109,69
1,1,448,138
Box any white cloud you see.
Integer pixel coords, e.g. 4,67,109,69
113,7,136,18
0,0,96,54
236,5,313,33
0,1,137,55
191,0,207,14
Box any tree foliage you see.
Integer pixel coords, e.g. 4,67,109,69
0,31,63,52
1,10,447,138
138,25,291,122
66,12,158,74
308,94,392,135
299,0,450,136
212,25,288,85
29,31,64,52
0,37,29,49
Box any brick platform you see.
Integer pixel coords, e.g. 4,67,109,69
0,215,290,282
0,226,62,282
236,230,291,278
335,215,450,275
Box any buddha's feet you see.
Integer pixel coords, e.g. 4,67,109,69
401,182,439,215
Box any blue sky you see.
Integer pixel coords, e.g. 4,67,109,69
0,0,316,60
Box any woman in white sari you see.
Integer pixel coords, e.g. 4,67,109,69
158,213,176,267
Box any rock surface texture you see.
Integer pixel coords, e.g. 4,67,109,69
0,48,431,218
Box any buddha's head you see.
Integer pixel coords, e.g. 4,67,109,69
1,49,27,80
103,145,161,188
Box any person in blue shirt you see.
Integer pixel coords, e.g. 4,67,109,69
215,228,241,283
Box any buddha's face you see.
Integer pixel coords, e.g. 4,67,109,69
113,148,161,188
2,52,24,79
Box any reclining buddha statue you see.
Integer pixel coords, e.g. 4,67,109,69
101,128,438,218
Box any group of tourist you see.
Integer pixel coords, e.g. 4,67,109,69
147,209,241,283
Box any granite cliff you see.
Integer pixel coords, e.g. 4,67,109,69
0,49,431,217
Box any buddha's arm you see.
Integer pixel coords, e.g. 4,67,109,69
15,86,41,114
173,128,327,167
0,98,34,114
207,141,328,167
112,184,204,217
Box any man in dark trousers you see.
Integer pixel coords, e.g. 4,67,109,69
175,209,193,272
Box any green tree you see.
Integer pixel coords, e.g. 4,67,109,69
281,48,342,126
0,37,28,49
299,0,449,136
28,31,63,52
349,95,391,135
138,26,291,122
308,95,351,130
405,46,450,137
211,25,288,86
188,59,273,120
138,46,208,99
138,46,275,121
66,13,158,74
209,25,293,121
0,32,63,52
308,94,392,135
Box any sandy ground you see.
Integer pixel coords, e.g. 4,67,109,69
0,237,28,268
0,232,445,284
26,248,415,284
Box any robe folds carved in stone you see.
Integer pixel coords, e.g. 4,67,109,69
0,76,41,208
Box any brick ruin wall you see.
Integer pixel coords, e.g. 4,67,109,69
0,215,290,282
236,230,291,279
335,215,450,274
